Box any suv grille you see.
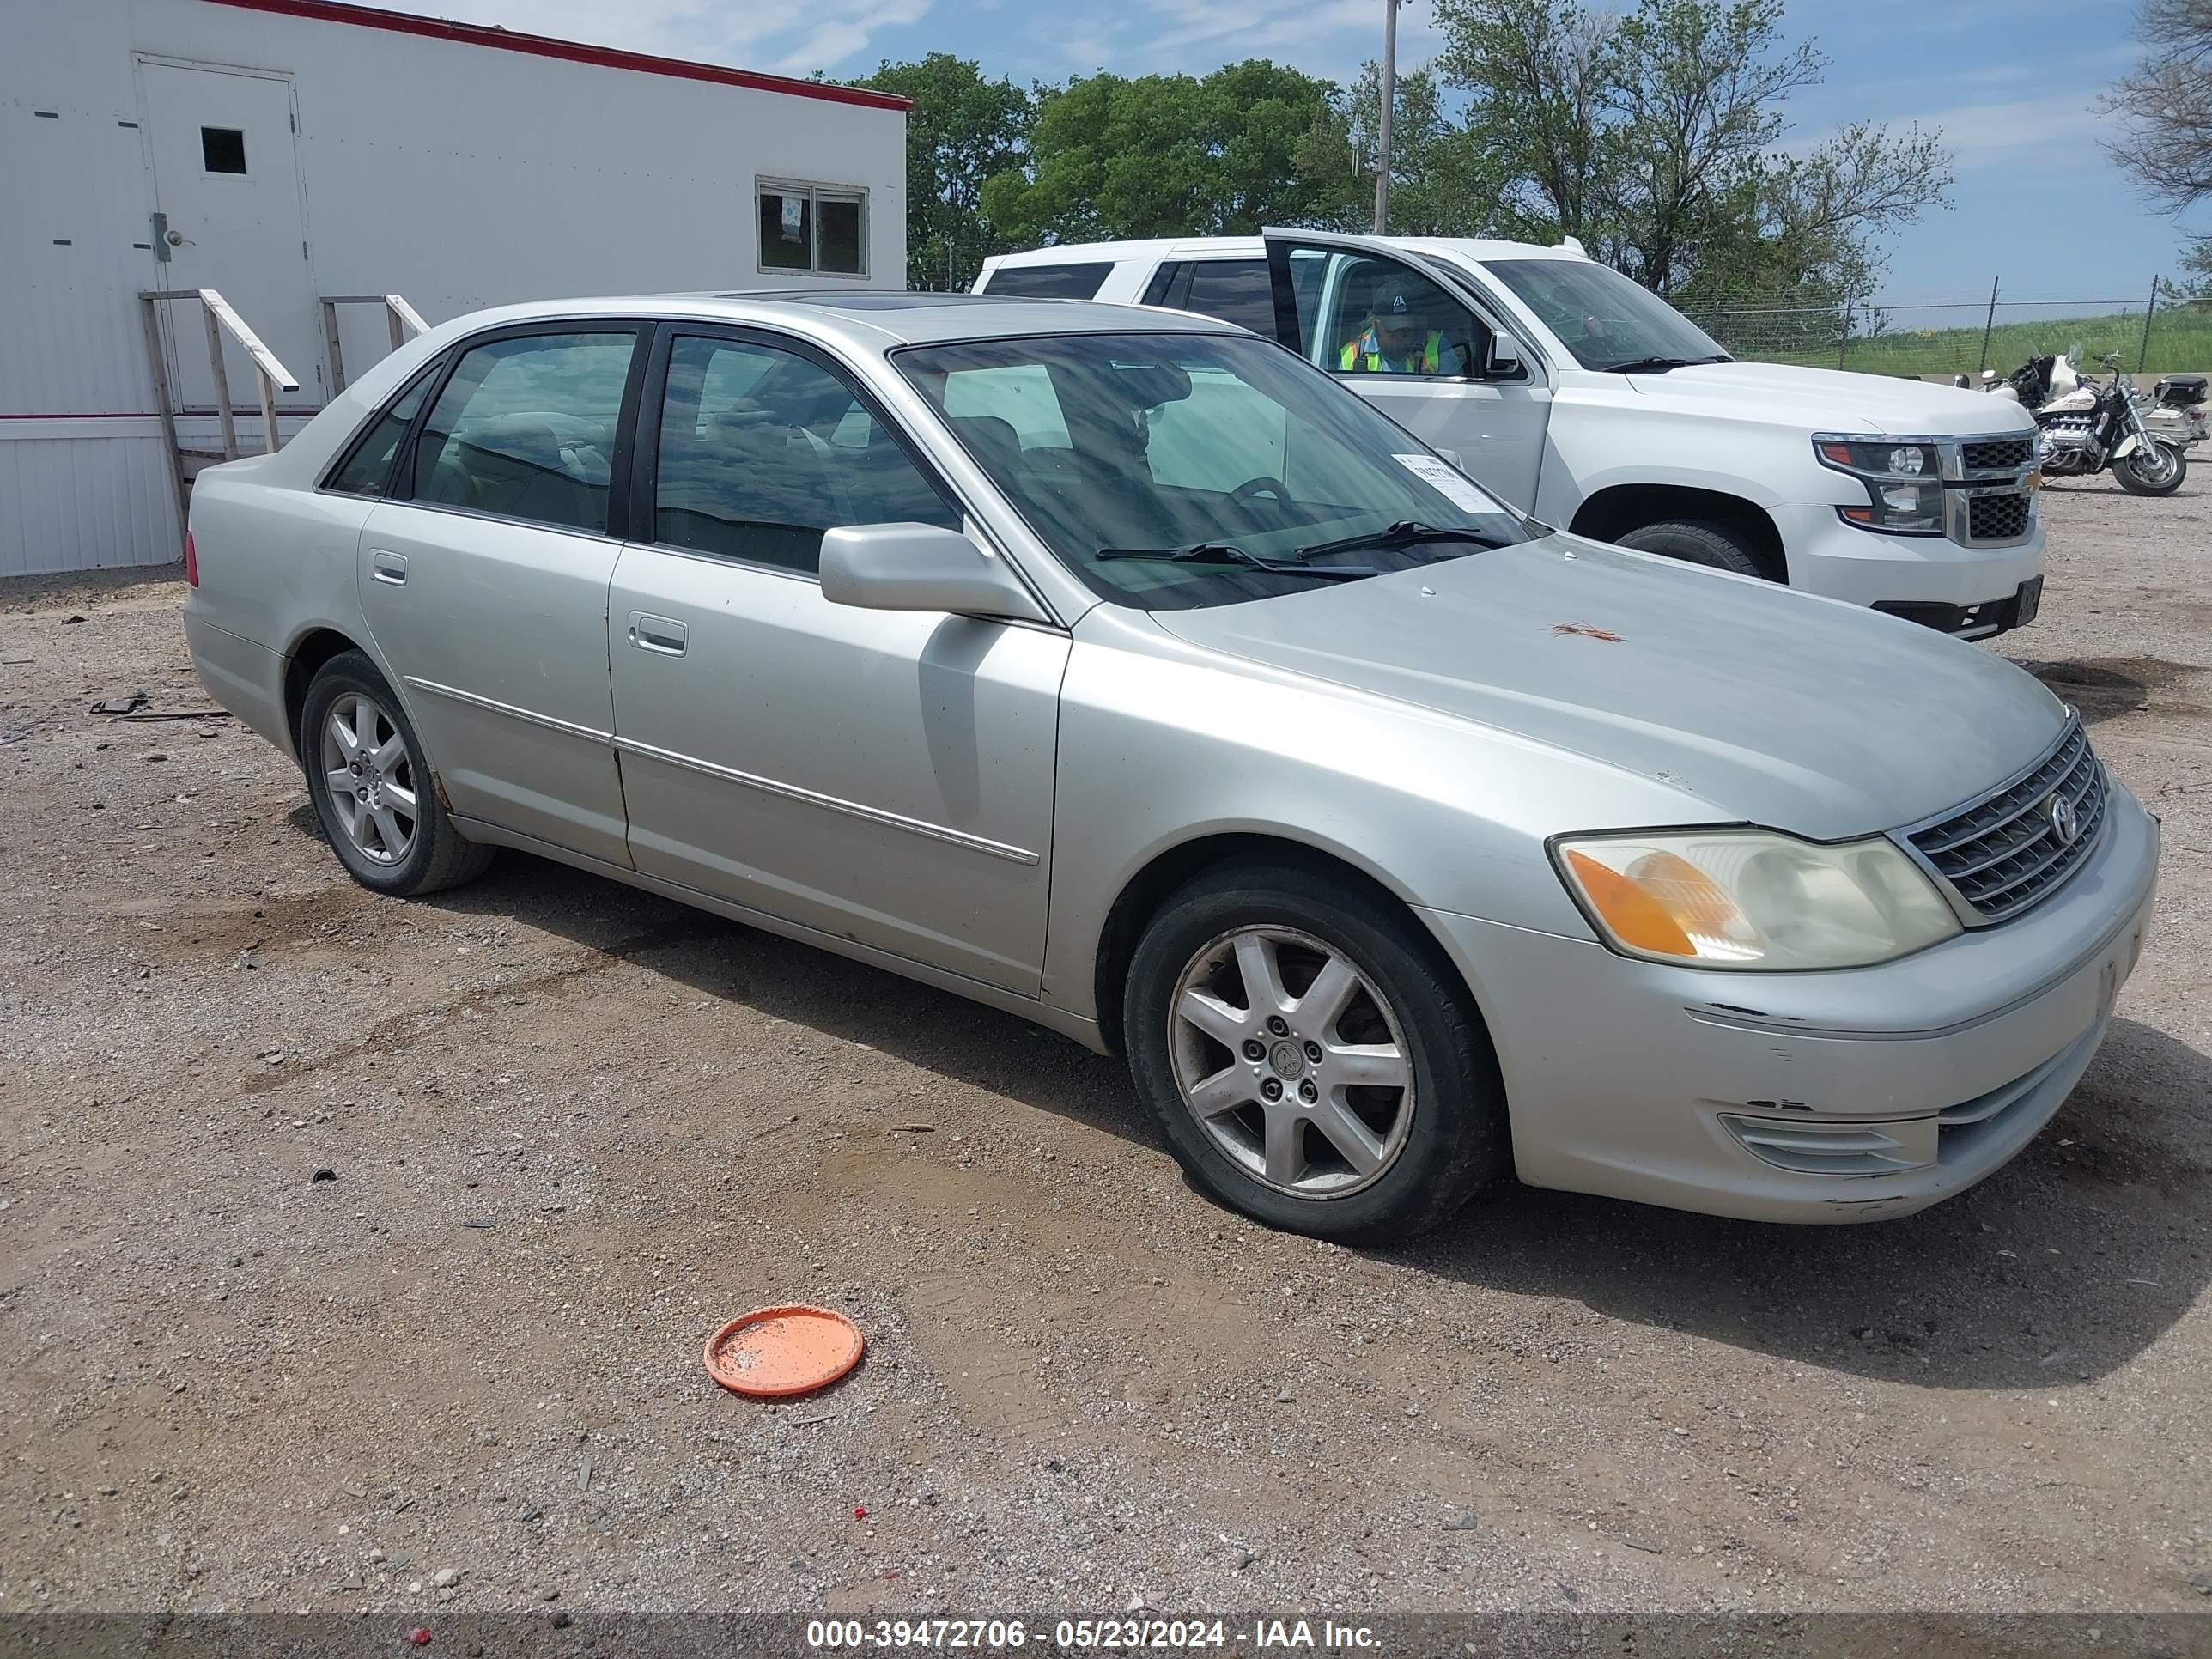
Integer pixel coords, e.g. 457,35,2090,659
1904,722,2106,922
1961,436,2034,471
1967,493,2032,541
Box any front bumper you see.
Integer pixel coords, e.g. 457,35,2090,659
1418,782,2160,1224
1768,501,2045,637
1873,574,2042,638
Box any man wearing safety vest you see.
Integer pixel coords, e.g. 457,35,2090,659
1339,276,1464,374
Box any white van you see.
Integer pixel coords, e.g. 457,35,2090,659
975,230,2047,638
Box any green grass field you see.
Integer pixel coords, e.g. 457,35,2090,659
1745,306,2212,380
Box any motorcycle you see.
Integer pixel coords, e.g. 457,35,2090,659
1988,346,2190,496
2145,370,2209,452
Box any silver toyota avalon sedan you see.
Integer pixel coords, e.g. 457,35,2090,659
182,292,2160,1241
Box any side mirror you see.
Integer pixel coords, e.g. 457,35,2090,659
1485,331,1524,378
819,522,1051,623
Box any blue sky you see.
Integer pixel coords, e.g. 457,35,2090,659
430,0,2199,308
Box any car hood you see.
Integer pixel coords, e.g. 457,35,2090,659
1151,536,2066,841
1616,360,2037,437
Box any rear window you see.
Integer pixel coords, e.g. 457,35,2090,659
977,262,1113,301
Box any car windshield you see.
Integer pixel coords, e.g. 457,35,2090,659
892,331,1529,611
1484,258,1729,373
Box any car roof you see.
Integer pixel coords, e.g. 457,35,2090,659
981,235,1590,268
415,290,1244,353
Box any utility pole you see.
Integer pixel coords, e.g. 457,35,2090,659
1374,0,1400,234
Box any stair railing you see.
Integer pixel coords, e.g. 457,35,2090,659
319,294,430,394
139,288,301,533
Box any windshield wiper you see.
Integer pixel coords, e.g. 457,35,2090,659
1094,542,1376,580
1601,353,1731,374
1290,520,1507,562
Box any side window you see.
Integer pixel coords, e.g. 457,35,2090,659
653,334,959,574
1139,264,1186,307
977,262,1114,300
325,369,436,497
1180,262,1278,338
407,331,635,533
1319,254,1483,378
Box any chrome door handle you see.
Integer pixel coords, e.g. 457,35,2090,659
370,550,409,586
628,611,687,656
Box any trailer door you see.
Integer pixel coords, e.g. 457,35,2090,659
137,58,321,415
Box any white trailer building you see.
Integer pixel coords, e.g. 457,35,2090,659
3,0,910,575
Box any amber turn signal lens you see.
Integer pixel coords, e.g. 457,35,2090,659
1565,848,1700,957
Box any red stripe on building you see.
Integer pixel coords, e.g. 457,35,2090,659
202,0,913,111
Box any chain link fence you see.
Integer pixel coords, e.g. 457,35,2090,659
1681,280,2210,380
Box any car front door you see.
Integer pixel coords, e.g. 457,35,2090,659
355,323,645,868
1261,229,1553,512
605,325,1067,995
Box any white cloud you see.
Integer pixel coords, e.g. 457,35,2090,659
376,0,931,77
1026,0,1446,76
1906,94,2105,169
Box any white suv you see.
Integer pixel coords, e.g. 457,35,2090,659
976,230,2047,638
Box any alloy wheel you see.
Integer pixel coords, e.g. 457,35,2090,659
1165,926,1416,1198
319,690,418,866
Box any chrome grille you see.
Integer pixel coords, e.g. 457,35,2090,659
1903,721,2107,922
1960,436,2034,472
1967,493,2032,541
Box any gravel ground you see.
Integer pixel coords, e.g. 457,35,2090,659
1,483,2208,1620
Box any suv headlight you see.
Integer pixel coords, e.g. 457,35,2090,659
1813,435,1945,535
1551,828,1961,970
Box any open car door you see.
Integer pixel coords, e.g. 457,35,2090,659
1262,228,1551,512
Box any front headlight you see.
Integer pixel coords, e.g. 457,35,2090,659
1551,828,1961,970
1813,435,1946,534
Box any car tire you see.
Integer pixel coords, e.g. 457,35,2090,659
1614,518,1771,579
300,650,495,897
2114,441,2186,496
1122,860,1509,1243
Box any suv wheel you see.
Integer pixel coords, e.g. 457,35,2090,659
1123,861,1508,1242
1615,518,1770,579
301,651,495,896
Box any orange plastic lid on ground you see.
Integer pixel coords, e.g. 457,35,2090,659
703,1305,864,1398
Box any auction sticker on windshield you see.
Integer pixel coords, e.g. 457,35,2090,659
1393,453,1495,513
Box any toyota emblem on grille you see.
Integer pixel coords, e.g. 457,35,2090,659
2045,791,2081,847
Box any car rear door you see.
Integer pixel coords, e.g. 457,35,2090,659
605,323,1067,995
1261,228,1553,512
354,322,645,868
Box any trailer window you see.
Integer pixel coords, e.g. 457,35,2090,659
758,180,868,277
201,127,247,175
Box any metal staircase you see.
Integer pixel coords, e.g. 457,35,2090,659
140,289,426,532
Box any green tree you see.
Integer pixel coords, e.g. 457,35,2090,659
1335,63,1511,236
981,62,1358,246
848,53,1032,290
2100,0,2212,287
1431,0,1619,243
1430,0,1951,301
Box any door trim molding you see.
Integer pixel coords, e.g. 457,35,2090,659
404,674,1040,866
447,814,1100,1050
403,675,613,744
612,734,1042,866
